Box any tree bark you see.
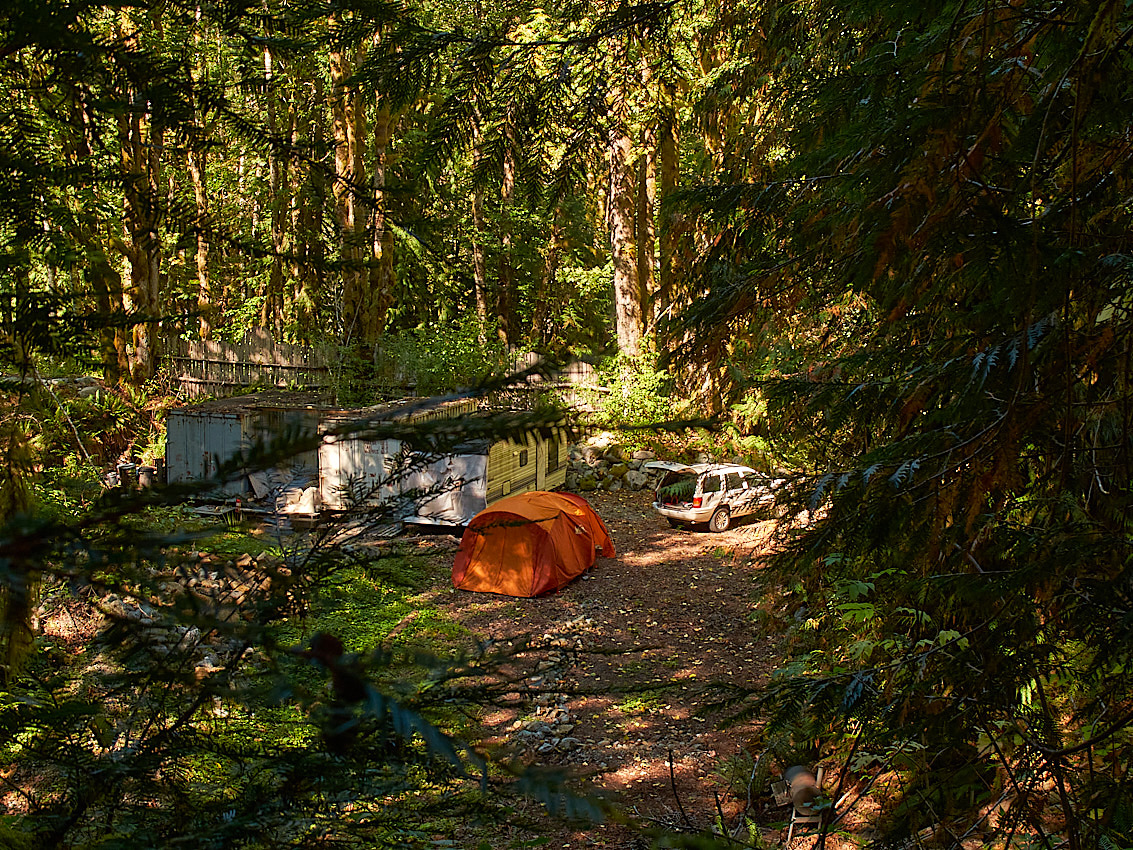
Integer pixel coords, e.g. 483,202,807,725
636,56,657,323
116,15,164,383
294,72,327,343
496,115,517,347
329,26,367,346
470,113,489,339
608,67,643,356
188,4,212,340
367,102,395,342
637,122,656,322
657,81,681,318
187,143,211,340
532,210,562,347
260,45,290,337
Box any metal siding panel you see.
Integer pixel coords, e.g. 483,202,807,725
165,413,195,484
208,413,249,495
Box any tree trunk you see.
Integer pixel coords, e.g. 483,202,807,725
496,116,516,347
532,210,562,347
294,72,327,343
118,105,163,381
188,4,212,340
68,83,124,382
187,144,211,340
637,123,657,323
608,71,643,356
116,12,164,383
470,114,489,340
260,45,289,337
329,28,367,346
657,82,680,317
367,102,395,342
636,56,657,324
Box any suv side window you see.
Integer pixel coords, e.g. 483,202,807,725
725,472,743,490
701,474,723,494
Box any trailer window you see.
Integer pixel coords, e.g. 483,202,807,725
519,449,529,467
547,438,560,473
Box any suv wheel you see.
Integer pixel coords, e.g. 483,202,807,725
708,507,731,532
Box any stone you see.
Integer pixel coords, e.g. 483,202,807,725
625,470,650,490
608,463,629,479
579,474,598,492
632,449,656,460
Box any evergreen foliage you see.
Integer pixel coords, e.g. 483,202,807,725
682,0,1133,845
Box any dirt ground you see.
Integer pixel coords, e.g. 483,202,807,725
423,488,804,849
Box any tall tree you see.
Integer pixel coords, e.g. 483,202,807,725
606,31,643,356
115,8,167,382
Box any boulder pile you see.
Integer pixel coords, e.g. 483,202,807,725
564,438,661,493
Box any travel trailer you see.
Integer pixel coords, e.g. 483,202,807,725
165,391,568,526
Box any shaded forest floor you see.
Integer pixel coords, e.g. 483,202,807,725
417,488,813,849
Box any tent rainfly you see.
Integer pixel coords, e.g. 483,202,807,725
451,491,615,597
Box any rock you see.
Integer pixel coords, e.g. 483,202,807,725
625,470,649,490
236,552,255,569
632,449,656,460
559,737,581,750
579,474,598,492
608,463,629,479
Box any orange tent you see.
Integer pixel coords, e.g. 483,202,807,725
452,491,615,597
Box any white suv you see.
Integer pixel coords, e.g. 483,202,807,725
646,461,776,532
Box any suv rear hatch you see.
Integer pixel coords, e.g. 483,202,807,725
645,462,699,506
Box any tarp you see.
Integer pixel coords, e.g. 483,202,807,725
452,491,615,597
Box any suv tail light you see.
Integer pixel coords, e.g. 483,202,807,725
692,496,702,508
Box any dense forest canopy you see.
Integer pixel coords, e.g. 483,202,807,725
2,0,1133,847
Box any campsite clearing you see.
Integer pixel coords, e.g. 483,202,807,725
422,487,811,848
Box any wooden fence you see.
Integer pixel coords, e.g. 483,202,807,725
163,329,333,398
163,329,599,404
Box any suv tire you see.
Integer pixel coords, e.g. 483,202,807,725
708,507,731,532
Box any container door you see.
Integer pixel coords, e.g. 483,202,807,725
203,413,248,495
